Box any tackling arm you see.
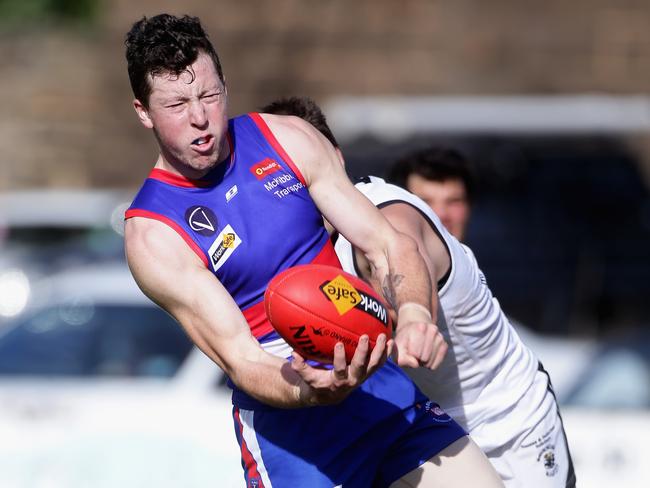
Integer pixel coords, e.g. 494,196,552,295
262,114,447,369
373,202,451,357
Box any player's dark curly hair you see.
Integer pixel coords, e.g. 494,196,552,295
125,14,225,108
387,147,476,202
261,96,339,149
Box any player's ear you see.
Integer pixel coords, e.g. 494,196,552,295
133,99,154,129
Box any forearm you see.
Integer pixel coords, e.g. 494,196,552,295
125,217,329,409
169,288,328,409
371,234,434,327
185,324,307,409
212,326,386,409
222,341,369,409
226,351,306,409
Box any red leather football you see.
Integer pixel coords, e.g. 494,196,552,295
264,264,393,362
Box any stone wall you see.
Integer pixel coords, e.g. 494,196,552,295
2,0,650,189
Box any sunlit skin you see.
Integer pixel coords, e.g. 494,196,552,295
132,52,230,180
406,174,471,241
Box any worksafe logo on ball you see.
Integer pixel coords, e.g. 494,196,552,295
208,224,242,272
319,275,389,326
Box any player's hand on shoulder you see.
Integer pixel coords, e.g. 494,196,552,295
291,333,391,406
393,313,448,370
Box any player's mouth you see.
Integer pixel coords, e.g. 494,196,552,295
191,135,215,153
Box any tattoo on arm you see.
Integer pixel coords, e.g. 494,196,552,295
382,274,404,310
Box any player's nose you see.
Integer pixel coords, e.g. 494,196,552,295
188,100,208,127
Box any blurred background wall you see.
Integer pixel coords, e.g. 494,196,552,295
1,0,649,336
3,0,650,188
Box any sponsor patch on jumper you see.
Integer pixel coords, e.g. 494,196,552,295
262,171,305,199
250,158,281,180
319,275,389,326
208,224,242,271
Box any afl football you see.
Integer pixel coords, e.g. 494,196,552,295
264,264,393,362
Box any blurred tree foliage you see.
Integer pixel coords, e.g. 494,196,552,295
0,0,99,26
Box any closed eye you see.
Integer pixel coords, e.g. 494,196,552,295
202,91,223,101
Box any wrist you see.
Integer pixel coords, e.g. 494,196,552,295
397,302,432,325
293,378,314,408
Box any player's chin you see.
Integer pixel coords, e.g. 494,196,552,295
189,155,221,173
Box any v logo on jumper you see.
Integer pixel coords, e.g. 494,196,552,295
185,206,218,236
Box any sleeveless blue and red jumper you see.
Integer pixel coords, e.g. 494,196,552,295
126,113,465,488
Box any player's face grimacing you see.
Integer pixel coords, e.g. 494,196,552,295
134,52,229,179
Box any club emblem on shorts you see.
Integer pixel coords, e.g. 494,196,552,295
208,224,242,271
185,206,217,236
319,276,389,326
418,401,453,423
538,446,559,477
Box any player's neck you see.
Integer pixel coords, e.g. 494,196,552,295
154,147,231,181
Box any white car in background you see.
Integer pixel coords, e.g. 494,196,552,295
0,189,131,320
0,264,242,488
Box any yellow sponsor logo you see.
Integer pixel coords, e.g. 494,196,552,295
208,225,241,272
222,233,236,248
320,275,361,316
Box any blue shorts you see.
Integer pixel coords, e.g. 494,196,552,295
231,360,466,487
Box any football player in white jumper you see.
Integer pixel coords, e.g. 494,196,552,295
262,96,576,488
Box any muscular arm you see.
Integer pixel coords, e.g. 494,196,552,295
378,203,452,295
356,202,451,326
262,114,445,368
124,217,387,407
